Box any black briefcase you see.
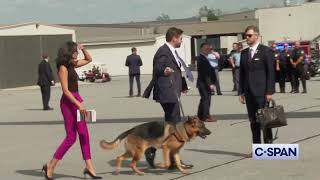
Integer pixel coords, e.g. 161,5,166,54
256,100,287,129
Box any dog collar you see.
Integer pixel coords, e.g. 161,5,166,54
174,122,190,142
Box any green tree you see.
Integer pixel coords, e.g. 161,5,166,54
156,13,170,21
198,6,220,21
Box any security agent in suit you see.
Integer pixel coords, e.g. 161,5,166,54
143,27,194,170
239,26,275,144
290,41,307,93
125,47,143,97
37,55,55,110
271,43,285,93
196,42,217,122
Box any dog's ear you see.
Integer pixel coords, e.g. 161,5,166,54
187,116,197,126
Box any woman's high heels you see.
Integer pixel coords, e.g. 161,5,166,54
83,168,102,179
42,164,54,180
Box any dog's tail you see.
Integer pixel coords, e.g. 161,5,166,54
100,128,134,150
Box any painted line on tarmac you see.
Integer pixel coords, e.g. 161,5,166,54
170,132,320,180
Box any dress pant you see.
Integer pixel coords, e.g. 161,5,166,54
40,85,51,109
160,102,181,123
234,67,240,95
145,101,181,167
232,68,237,91
197,82,211,121
129,74,141,96
292,64,306,92
213,68,222,94
245,92,273,144
278,68,287,92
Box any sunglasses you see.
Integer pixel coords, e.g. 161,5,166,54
245,34,257,38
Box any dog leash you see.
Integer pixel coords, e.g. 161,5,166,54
170,78,187,122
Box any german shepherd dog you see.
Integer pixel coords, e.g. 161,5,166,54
100,116,211,175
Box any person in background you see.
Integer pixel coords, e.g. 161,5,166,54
197,42,217,122
291,41,307,93
37,54,55,110
125,47,143,97
207,45,222,95
229,43,243,95
228,43,238,92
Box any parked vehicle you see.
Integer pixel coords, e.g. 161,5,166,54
78,62,111,83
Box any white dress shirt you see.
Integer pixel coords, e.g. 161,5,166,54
166,42,182,69
249,42,260,58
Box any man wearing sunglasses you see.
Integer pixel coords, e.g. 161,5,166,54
239,26,275,145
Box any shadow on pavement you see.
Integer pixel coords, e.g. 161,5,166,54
24,109,45,111
185,149,249,157
16,169,84,179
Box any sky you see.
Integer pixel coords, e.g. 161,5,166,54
0,0,305,24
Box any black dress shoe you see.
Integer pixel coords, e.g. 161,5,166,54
43,107,54,111
83,168,102,179
168,161,193,170
144,147,156,168
302,90,307,94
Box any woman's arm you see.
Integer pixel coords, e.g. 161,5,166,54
74,44,92,68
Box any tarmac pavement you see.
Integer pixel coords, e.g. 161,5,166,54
0,70,319,180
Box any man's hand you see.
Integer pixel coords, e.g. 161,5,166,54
209,84,215,91
266,94,273,102
239,95,246,104
51,80,55,86
164,67,174,76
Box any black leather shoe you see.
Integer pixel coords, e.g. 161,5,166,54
43,107,54,111
144,147,156,168
168,161,193,170
83,168,102,179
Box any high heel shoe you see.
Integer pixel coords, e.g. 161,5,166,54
42,164,54,180
83,168,102,179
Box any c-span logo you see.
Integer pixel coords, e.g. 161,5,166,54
252,144,299,160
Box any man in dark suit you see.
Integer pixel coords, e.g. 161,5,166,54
239,26,275,144
125,47,143,97
143,27,194,170
37,54,55,110
197,42,217,122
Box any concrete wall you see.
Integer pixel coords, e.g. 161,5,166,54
256,3,320,44
79,41,156,76
219,11,256,21
220,36,240,52
77,35,192,76
0,24,76,41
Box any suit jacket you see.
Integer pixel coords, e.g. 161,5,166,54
125,54,143,75
196,54,217,89
37,60,54,86
239,44,275,97
143,44,183,103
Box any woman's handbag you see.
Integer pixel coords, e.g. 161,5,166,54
256,100,287,129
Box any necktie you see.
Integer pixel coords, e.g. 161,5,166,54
175,50,194,82
249,48,253,62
